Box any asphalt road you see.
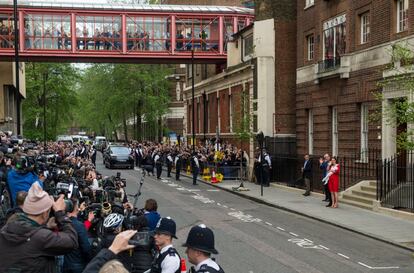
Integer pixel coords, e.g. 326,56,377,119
96,154,414,273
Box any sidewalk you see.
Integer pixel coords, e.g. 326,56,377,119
177,171,414,251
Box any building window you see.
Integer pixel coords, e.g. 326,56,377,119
397,0,409,33
361,104,369,162
308,109,313,155
307,35,314,60
332,107,338,157
243,34,253,60
360,12,370,44
323,14,346,61
306,0,314,7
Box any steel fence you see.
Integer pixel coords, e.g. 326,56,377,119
270,149,381,192
377,151,414,213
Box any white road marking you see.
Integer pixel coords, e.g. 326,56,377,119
192,195,215,204
228,211,262,223
265,222,273,226
168,184,178,187
318,245,330,250
304,238,313,243
217,203,222,206
337,253,350,259
288,238,324,250
187,189,201,192
176,187,188,191
222,205,229,208
207,189,220,192
357,262,399,270
277,227,285,231
230,208,236,211
289,232,299,237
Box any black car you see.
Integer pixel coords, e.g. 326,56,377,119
103,145,134,169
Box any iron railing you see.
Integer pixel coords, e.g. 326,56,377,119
377,151,414,213
318,57,341,73
270,149,381,192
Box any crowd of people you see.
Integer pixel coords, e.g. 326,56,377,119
0,131,226,273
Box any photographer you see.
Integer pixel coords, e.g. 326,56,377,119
0,182,78,273
7,154,41,206
63,198,92,273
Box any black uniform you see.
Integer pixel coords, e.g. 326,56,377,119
175,155,182,181
191,155,199,185
166,154,173,177
193,264,225,273
155,154,162,179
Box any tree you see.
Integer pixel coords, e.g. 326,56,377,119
23,63,79,140
377,43,414,150
76,64,172,141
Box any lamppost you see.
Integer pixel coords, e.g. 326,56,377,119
43,72,47,147
256,131,265,197
202,91,207,145
191,49,195,153
13,0,21,135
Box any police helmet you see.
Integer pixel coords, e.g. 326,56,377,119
154,217,177,239
103,213,124,230
182,224,218,254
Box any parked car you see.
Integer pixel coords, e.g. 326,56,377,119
103,145,134,169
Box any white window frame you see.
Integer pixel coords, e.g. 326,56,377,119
397,0,409,33
360,104,369,162
305,0,314,8
322,14,346,61
243,34,254,61
332,107,338,157
360,12,370,44
308,109,314,155
307,35,314,60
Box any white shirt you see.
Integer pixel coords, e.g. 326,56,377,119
159,244,180,273
193,156,200,168
195,258,220,272
167,155,173,162
154,154,160,163
174,156,180,165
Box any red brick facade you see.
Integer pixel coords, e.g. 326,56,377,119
296,0,414,157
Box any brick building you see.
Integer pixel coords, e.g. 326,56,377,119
296,0,414,159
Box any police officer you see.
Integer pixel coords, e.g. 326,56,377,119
260,149,272,187
166,152,173,178
151,217,181,273
154,151,163,180
174,153,182,181
183,224,224,273
191,152,199,186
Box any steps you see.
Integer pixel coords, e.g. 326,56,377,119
340,180,377,210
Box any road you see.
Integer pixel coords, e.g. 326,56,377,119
96,155,414,273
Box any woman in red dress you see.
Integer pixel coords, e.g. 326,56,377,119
328,157,340,208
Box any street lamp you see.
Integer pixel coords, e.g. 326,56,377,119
202,91,207,144
256,131,265,196
191,49,195,153
13,0,21,135
42,72,47,147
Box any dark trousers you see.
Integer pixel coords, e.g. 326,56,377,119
192,168,199,185
156,163,162,178
262,166,270,186
167,162,172,177
304,177,311,194
324,183,331,202
176,166,181,180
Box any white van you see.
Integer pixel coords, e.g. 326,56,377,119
94,136,107,151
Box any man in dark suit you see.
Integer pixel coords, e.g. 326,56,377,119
302,154,312,196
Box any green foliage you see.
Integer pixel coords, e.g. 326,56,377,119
233,88,253,142
76,64,172,141
23,63,79,140
377,43,414,151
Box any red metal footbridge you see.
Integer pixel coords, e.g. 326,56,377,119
0,1,254,63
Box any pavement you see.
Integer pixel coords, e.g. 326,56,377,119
179,172,414,252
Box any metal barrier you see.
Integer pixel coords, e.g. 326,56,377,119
179,160,247,181
270,149,381,192
377,151,414,213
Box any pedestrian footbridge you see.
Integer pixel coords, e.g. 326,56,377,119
0,1,253,63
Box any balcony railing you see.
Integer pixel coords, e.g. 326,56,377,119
318,57,341,73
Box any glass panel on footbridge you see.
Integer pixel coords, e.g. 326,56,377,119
24,13,71,50
75,15,122,51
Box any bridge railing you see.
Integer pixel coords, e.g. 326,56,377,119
0,9,253,56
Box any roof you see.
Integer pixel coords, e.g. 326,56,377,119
0,0,254,15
